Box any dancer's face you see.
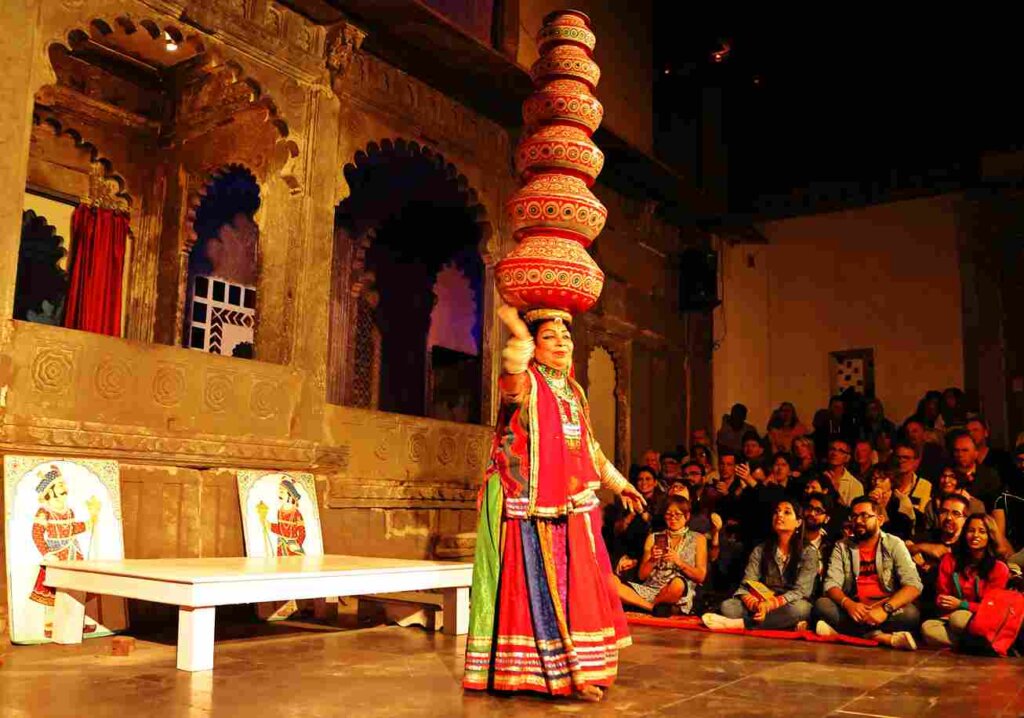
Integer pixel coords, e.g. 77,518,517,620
534,320,573,371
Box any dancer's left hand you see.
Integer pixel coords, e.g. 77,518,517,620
620,484,646,513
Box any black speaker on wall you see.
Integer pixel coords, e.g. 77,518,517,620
679,248,720,312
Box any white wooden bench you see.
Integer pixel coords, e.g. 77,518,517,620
44,555,473,672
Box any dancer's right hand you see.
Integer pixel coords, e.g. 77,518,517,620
497,304,531,340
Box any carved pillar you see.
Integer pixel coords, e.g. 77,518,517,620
153,165,189,346
326,224,354,404
124,166,165,343
285,84,342,432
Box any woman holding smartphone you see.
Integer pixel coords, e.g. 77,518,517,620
612,496,708,617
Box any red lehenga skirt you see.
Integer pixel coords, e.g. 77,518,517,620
463,477,631,696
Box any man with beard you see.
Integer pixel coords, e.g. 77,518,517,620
907,493,969,573
814,496,923,650
803,492,835,598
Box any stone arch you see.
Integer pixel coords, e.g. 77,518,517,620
328,138,494,420
179,165,262,355
44,16,300,196
184,163,264,252
30,113,133,211
337,138,495,264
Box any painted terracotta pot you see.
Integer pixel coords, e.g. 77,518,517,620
495,235,605,316
505,174,607,245
522,79,604,134
514,125,604,184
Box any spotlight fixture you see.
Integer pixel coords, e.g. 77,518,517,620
164,31,178,52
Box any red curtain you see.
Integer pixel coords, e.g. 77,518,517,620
63,205,129,336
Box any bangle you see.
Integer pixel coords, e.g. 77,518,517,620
840,597,849,610
958,600,969,611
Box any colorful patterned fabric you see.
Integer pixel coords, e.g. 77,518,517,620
270,505,306,556
464,361,630,696
30,507,87,606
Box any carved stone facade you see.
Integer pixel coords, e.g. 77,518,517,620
0,0,701,639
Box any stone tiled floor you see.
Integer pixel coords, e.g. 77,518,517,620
2,618,1023,717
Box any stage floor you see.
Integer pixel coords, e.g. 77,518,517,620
2,615,1022,717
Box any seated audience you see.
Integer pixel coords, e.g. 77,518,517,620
678,461,714,533
640,448,662,474
803,474,847,537
691,444,718,487
994,443,1024,559
767,401,807,453
892,441,933,519
823,439,864,507
921,513,1011,649
814,496,923,651
849,439,875,480
902,416,947,482
803,491,836,594
738,452,799,547
814,396,858,460
606,466,664,578
717,403,757,455
790,435,819,489
967,415,1019,490
920,470,983,535
873,426,896,467
659,451,683,490
861,398,897,448
702,499,818,631
907,493,970,604
949,430,1004,512
614,497,707,616
864,464,915,540
741,430,767,470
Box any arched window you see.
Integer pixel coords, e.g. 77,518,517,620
183,168,260,357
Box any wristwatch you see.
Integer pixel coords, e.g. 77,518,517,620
882,601,896,615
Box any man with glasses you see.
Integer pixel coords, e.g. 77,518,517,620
803,492,835,597
892,441,932,519
814,495,923,650
907,493,969,573
824,439,863,507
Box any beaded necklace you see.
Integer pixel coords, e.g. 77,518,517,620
537,363,582,450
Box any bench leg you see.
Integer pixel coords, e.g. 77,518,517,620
51,589,87,644
177,607,215,672
441,587,469,636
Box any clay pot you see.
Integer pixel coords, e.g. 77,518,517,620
536,11,595,54
514,125,604,184
495,235,604,316
505,174,607,245
522,79,604,134
530,44,601,89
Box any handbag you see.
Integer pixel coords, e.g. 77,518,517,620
966,588,1024,657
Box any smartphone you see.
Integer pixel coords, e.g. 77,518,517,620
654,533,668,551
